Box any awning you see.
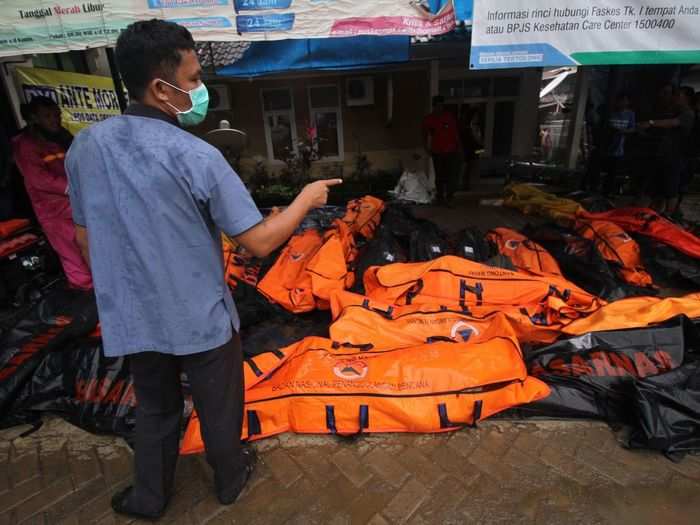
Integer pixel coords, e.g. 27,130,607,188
214,36,410,77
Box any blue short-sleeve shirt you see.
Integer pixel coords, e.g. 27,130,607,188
65,104,262,357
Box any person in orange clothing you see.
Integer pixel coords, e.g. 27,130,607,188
12,96,92,290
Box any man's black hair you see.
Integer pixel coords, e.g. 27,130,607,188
432,95,445,106
115,19,195,101
23,96,59,119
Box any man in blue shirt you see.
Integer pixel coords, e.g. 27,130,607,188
602,92,635,195
66,19,341,520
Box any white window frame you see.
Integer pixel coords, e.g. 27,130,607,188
260,87,298,163
307,83,344,162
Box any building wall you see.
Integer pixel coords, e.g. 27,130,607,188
193,67,431,178
194,63,541,181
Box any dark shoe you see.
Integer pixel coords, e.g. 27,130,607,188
111,486,167,521
217,447,257,505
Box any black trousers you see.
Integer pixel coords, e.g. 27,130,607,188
602,156,621,196
432,152,460,201
128,335,244,513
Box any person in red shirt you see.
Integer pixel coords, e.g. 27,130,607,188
12,97,92,290
423,95,461,203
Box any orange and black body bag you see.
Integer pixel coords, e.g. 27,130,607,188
257,220,357,313
575,219,653,288
221,235,261,290
181,336,303,454
486,228,562,276
307,220,357,306
578,207,700,260
342,196,385,239
562,293,700,335
0,233,39,260
0,219,37,260
329,290,563,347
364,256,603,324
242,339,299,392
256,229,324,313
221,208,284,290
180,334,549,452
0,219,31,240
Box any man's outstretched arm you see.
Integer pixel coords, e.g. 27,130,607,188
234,179,342,258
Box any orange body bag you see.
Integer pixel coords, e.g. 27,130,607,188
330,291,568,346
487,228,562,276
181,337,303,455
221,208,282,290
243,341,299,392
0,219,31,239
221,235,260,290
328,290,561,348
578,207,700,260
180,334,550,453
575,220,653,287
257,220,358,313
256,229,324,313
342,196,385,239
562,293,700,335
0,233,39,259
307,220,357,306
364,256,604,324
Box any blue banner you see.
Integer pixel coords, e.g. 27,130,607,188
236,13,296,32
234,0,292,10
170,17,234,29
428,0,473,22
454,0,473,22
217,35,410,77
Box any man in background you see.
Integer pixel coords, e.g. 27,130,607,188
639,86,695,215
423,95,461,204
602,92,636,196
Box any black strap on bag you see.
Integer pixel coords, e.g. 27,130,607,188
525,240,547,273
331,341,374,352
405,279,424,305
359,405,369,431
326,405,337,434
360,299,394,318
545,285,571,302
247,410,262,439
326,405,370,437
245,358,263,377
437,400,483,429
426,336,458,344
520,307,549,326
459,280,484,307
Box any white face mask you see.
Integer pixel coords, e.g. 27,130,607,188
158,79,210,127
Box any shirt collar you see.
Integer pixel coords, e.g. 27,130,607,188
124,103,179,127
